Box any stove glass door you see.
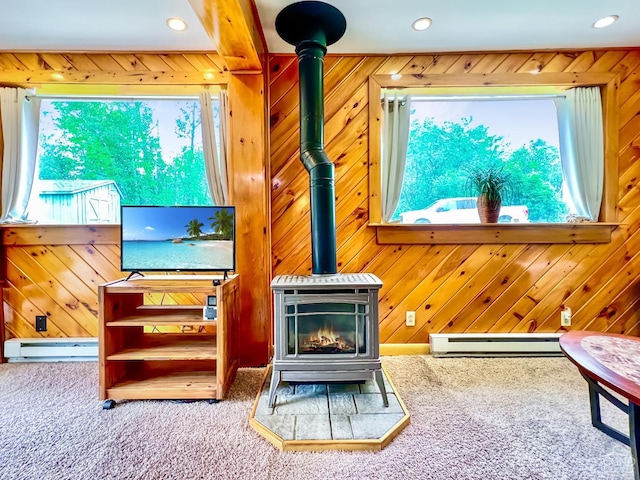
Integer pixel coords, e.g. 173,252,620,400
285,301,368,356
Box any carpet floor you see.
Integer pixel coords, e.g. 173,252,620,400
0,356,633,480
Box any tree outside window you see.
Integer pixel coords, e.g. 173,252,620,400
30,97,217,224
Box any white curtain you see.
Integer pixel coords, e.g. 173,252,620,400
0,87,41,222
554,87,604,220
381,93,411,222
217,91,230,203
199,90,229,205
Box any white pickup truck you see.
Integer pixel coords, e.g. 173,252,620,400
399,197,529,224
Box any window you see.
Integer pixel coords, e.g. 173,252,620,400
395,95,565,224
27,96,220,224
368,73,619,244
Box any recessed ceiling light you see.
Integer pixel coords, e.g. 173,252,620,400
50,72,64,81
203,72,215,80
412,17,432,31
391,73,402,81
166,17,188,31
593,15,618,29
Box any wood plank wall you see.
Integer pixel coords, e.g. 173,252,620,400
0,52,271,367
2,226,211,339
4,226,123,339
3,49,640,360
269,50,640,343
0,52,228,85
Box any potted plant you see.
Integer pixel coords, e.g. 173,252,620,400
466,165,511,223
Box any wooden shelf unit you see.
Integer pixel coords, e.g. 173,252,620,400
98,275,239,404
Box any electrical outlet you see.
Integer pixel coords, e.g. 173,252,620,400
35,315,47,332
406,311,416,327
561,307,572,327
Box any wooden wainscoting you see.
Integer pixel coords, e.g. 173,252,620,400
3,226,121,340
1,226,208,341
269,50,640,344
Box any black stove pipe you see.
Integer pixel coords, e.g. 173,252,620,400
275,1,346,275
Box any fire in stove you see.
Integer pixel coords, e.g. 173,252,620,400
301,324,356,354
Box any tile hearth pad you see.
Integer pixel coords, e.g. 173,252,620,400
250,366,410,451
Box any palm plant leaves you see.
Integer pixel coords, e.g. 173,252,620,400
466,165,511,205
209,208,234,240
185,219,204,238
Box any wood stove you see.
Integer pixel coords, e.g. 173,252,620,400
267,2,388,409
267,274,388,408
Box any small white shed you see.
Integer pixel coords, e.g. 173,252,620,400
34,180,123,224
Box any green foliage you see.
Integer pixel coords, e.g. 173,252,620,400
394,116,566,222
37,100,212,206
185,218,205,238
503,139,567,222
170,147,210,205
209,208,234,240
175,101,201,150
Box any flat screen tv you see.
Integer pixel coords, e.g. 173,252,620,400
120,206,235,273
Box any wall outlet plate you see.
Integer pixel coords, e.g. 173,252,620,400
406,311,416,327
35,315,47,332
561,307,572,327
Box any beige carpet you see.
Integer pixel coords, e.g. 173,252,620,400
0,356,632,480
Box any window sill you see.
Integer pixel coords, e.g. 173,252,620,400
372,223,618,244
2,224,119,246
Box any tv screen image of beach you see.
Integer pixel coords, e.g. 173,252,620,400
121,206,235,272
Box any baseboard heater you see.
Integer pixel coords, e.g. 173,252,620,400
4,338,98,362
429,333,563,357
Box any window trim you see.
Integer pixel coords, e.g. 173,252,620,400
368,72,619,244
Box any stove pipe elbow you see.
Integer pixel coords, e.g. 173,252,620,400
301,148,337,275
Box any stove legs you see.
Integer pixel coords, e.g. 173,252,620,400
374,369,389,407
267,367,389,408
267,368,281,408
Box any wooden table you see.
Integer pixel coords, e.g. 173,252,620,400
560,331,640,480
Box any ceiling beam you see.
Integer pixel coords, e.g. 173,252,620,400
0,70,229,87
189,0,266,73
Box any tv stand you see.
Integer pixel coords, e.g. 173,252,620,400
98,275,239,408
